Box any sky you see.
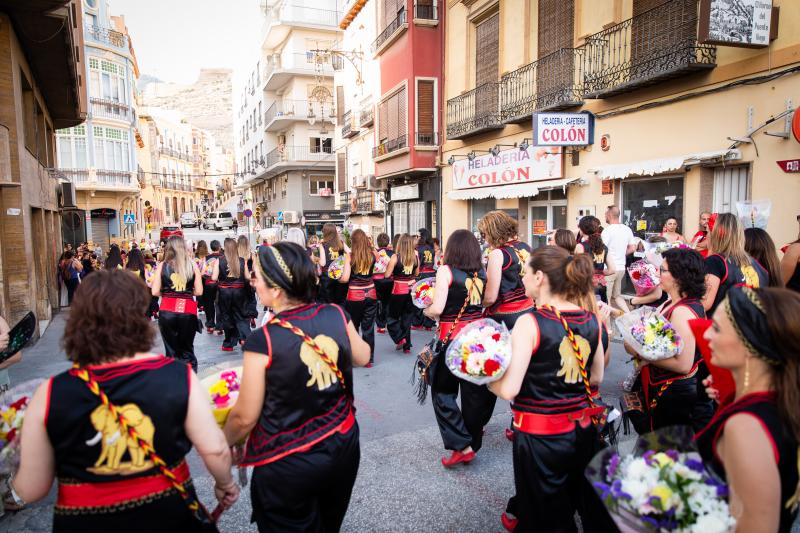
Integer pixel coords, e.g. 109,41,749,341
111,0,262,89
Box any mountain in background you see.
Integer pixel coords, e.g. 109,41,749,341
140,69,233,152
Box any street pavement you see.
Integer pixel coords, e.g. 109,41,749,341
2,308,635,532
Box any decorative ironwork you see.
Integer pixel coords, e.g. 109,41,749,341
414,2,437,20
372,135,408,158
355,190,378,212
372,9,407,53
341,111,358,138
415,132,438,146
446,82,502,140
501,48,585,123
359,105,374,127
338,190,352,214
583,0,716,99
86,25,126,48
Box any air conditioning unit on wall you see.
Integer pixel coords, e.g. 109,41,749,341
60,182,77,209
283,210,299,224
354,175,367,188
366,175,386,192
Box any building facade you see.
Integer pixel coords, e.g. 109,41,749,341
369,0,443,238
0,0,87,331
335,0,384,238
442,0,800,252
56,4,140,251
236,0,341,236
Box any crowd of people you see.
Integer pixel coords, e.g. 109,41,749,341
7,207,800,532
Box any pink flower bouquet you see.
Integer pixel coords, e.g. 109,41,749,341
411,278,436,309
627,260,660,297
200,366,242,428
327,255,345,280
445,319,512,385
373,249,390,274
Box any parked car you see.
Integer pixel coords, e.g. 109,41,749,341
159,225,184,242
206,211,235,230
179,212,198,228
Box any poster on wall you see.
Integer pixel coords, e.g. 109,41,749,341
699,0,778,48
451,146,563,191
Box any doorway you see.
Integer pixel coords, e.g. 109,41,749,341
528,192,567,249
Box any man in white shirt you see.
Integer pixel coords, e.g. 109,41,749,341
602,206,637,313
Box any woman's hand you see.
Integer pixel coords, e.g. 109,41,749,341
702,375,720,404
214,479,240,508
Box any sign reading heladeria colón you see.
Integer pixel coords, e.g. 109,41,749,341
533,112,595,147
451,146,563,191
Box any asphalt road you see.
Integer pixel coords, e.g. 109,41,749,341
3,309,635,532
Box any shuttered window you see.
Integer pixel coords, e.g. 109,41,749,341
475,13,499,87
337,152,347,192
383,0,403,29
378,87,407,142
417,80,434,136
537,0,574,58
713,166,749,214
631,0,695,75
336,85,344,123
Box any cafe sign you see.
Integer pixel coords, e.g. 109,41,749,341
533,112,595,147
451,146,563,191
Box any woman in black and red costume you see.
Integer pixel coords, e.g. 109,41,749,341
9,269,238,530
341,229,377,367
385,234,419,354
224,242,370,532
412,228,437,331
213,237,251,352
489,246,614,533
696,286,800,532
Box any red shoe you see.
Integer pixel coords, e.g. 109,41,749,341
377,327,387,334
501,512,518,532
239,340,245,347
395,339,406,350
505,428,514,441
441,450,476,468
403,348,411,354
216,330,223,336
206,327,214,333
221,346,234,352
250,318,256,328
365,362,373,368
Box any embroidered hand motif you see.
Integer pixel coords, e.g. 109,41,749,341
557,335,591,384
299,335,340,391
465,277,485,306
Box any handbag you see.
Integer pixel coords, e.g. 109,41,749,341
71,365,220,532
411,273,476,405
620,390,650,436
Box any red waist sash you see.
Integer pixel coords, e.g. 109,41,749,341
438,320,479,341
347,285,376,301
392,280,413,295
159,296,197,315
56,460,190,510
218,281,245,289
511,407,606,435
487,298,535,316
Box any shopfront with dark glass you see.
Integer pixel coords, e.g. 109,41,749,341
387,174,441,239
620,175,685,240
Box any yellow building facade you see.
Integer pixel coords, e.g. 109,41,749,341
442,0,800,251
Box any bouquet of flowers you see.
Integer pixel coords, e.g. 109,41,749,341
327,255,345,280
445,319,512,385
200,365,242,428
373,249,390,274
0,379,42,475
201,258,216,277
616,307,683,362
143,263,157,288
411,278,436,309
586,427,735,532
481,247,491,269
736,199,771,229
627,260,660,297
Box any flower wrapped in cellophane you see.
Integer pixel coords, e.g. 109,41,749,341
411,278,435,309
373,249,390,274
200,364,242,428
627,260,660,297
201,257,216,277
736,199,770,229
327,255,345,280
0,379,43,475
143,263,157,288
586,427,735,533
445,319,512,385
616,307,683,362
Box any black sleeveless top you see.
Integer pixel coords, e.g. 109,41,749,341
392,256,418,282
161,263,195,299
417,245,435,273
489,241,532,313
646,298,705,384
349,258,375,287
323,243,344,279
218,257,246,288
242,303,355,467
695,392,799,532
47,357,192,491
512,308,602,415
706,254,769,313
590,244,608,274
787,262,800,293
440,266,486,323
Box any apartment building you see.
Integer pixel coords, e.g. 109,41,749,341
0,0,87,331
442,0,800,250
237,0,341,236
56,3,140,250
335,0,384,238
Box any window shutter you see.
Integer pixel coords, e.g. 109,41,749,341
378,100,388,141
475,13,499,86
337,152,347,192
336,85,344,123
537,0,574,58
398,87,407,139
417,81,434,135
388,92,399,141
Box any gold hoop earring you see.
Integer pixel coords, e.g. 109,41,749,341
743,356,751,393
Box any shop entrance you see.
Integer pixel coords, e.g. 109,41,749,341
528,190,568,249
620,175,684,240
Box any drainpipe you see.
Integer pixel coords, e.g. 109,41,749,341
437,0,445,241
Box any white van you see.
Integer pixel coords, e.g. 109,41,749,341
206,211,235,230
179,212,198,228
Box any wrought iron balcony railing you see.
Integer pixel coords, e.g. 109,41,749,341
372,135,408,158
583,0,716,99
359,105,374,127
501,47,585,123
265,145,334,168
372,9,407,53
89,97,132,122
341,111,358,138
414,1,437,21
95,170,134,188
338,191,351,214
446,82,502,140
415,132,438,146
60,168,89,184
355,190,379,212
86,25,127,48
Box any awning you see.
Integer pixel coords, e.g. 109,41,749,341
339,0,368,29
447,177,582,201
590,149,741,181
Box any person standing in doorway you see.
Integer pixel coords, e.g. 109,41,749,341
690,212,712,258
59,251,83,306
601,206,637,313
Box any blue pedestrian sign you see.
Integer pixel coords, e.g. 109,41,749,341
123,213,136,225
277,211,284,221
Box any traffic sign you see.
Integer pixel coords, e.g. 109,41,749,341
244,209,253,218
277,211,284,221
123,213,136,225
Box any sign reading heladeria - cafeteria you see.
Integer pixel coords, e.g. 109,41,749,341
532,112,595,147
451,146,563,190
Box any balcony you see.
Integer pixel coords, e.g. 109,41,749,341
359,105,374,128
89,97,132,122
338,190,351,214
89,170,139,192
415,132,438,146
60,168,89,185
372,9,407,55
262,3,340,49
355,190,380,213
250,145,334,183
85,25,127,49
372,135,408,159
583,0,716,99
263,52,336,91
264,99,323,131
158,146,194,162
446,82,502,140
341,111,358,138
413,1,438,22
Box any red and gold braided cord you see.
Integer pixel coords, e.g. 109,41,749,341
268,318,346,390
649,378,676,410
541,305,601,425
70,365,200,513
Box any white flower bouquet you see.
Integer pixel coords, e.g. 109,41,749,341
616,307,683,362
0,379,43,475
736,199,771,229
445,319,512,385
373,249,390,274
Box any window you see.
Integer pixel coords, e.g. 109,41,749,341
56,126,88,169
165,197,170,216
392,201,408,234
713,166,749,214
310,137,332,153
21,70,36,153
378,87,407,144
88,58,127,102
416,80,435,143
93,127,129,171
310,176,335,195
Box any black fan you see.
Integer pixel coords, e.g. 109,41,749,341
0,312,36,363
